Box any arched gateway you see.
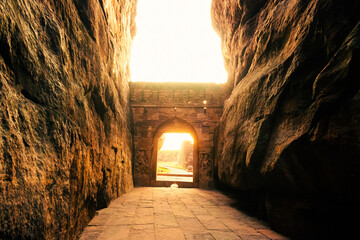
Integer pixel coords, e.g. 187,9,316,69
150,118,199,187
131,82,224,188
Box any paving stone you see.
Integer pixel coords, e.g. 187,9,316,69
80,187,289,240
221,218,248,230
231,225,263,236
184,233,215,240
79,232,101,240
248,221,270,230
138,203,154,208
237,235,270,240
188,206,210,215
154,213,179,228
196,215,230,231
98,226,131,240
134,215,154,225
136,207,154,216
171,205,194,218
155,227,185,240
218,206,238,217
210,230,242,240
205,206,233,218
257,229,289,240
88,213,111,226
79,226,104,240
177,217,207,234
106,215,135,225
199,201,217,207
168,200,185,206
107,201,125,208
96,208,120,215
129,224,155,240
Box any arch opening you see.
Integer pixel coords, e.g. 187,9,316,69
156,133,194,182
150,117,199,187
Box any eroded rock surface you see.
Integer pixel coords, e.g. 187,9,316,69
0,0,136,239
212,0,360,237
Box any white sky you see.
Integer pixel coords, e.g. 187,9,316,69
130,0,227,83
160,133,194,150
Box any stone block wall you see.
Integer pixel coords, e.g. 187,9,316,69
130,82,225,188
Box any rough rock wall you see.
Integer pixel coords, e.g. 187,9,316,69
212,0,360,237
0,0,137,239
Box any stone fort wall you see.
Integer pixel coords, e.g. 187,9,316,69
130,82,225,188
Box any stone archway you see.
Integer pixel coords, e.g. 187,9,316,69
131,82,224,188
150,117,199,187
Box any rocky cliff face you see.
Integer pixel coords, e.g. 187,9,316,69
212,0,360,237
0,0,136,239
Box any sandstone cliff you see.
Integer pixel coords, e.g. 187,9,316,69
212,0,360,237
0,0,136,239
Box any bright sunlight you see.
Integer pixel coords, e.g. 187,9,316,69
160,133,194,150
130,0,227,83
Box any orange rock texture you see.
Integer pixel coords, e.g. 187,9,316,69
212,0,360,237
0,0,137,239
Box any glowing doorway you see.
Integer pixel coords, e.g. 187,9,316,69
156,133,194,182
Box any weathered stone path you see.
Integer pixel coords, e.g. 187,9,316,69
80,187,288,240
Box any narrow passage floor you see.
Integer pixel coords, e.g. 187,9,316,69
80,187,288,240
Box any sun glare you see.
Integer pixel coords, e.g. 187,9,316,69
131,0,227,83
160,133,194,151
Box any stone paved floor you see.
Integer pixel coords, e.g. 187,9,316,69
80,187,289,240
